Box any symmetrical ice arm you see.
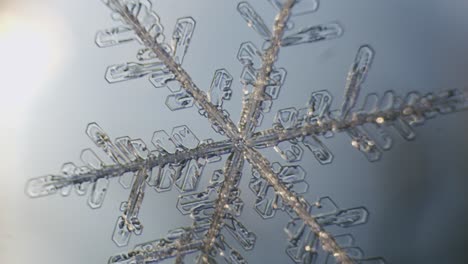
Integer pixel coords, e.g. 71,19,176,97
284,197,386,264
104,0,239,139
237,0,294,137
26,129,234,199
236,1,344,138
249,88,468,148
109,228,203,264
340,46,374,118
248,43,468,162
199,151,245,263
243,147,355,264
112,167,148,247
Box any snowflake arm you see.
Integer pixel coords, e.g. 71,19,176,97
109,228,203,263
243,147,355,264
249,88,468,161
199,151,245,263
25,135,234,199
237,0,295,137
103,0,240,139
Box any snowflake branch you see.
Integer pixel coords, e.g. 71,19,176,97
108,239,202,264
106,0,239,139
238,0,295,137
243,147,355,264
112,167,148,246
199,151,245,263
249,88,468,148
26,139,233,198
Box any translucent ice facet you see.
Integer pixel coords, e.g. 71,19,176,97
278,164,306,183
95,26,135,47
281,23,343,47
274,141,304,162
165,91,194,111
88,177,109,209
133,139,150,159
86,123,128,164
208,69,233,108
112,216,131,247
74,167,91,196
174,159,205,192
136,43,172,61
26,175,65,198
391,117,416,141
114,0,165,43
307,90,332,120
148,165,176,192
171,125,200,150
210,235,247,264
284,218,318,264
338,208,369,228
275,107,298,129
60,162,77,196
105,61,167,83
251,184,277,218
114,137,138,162
237,2,271,40
149,67,176,88
119,171,135,189
310,197,339,217
240,65,257,86
237,41,262,66
435,89,468,114
177,187,218,215
80,148,104,169
302,135,334,165
341,45,374,117
224,213,256,250
347,127,382,162
360,123,393,151
172,17,196,64
151,130,177,154
265,68,287,100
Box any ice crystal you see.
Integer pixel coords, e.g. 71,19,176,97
25,0,468,263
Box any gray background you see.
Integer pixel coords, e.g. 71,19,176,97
1,0,468,263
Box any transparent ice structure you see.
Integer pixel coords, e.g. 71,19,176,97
26,0,468,263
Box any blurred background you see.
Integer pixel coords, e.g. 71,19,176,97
1,0,468,263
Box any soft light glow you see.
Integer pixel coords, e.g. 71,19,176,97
0,13,65,117
0,9,69,203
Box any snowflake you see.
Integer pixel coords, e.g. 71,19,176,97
25,0,468,263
